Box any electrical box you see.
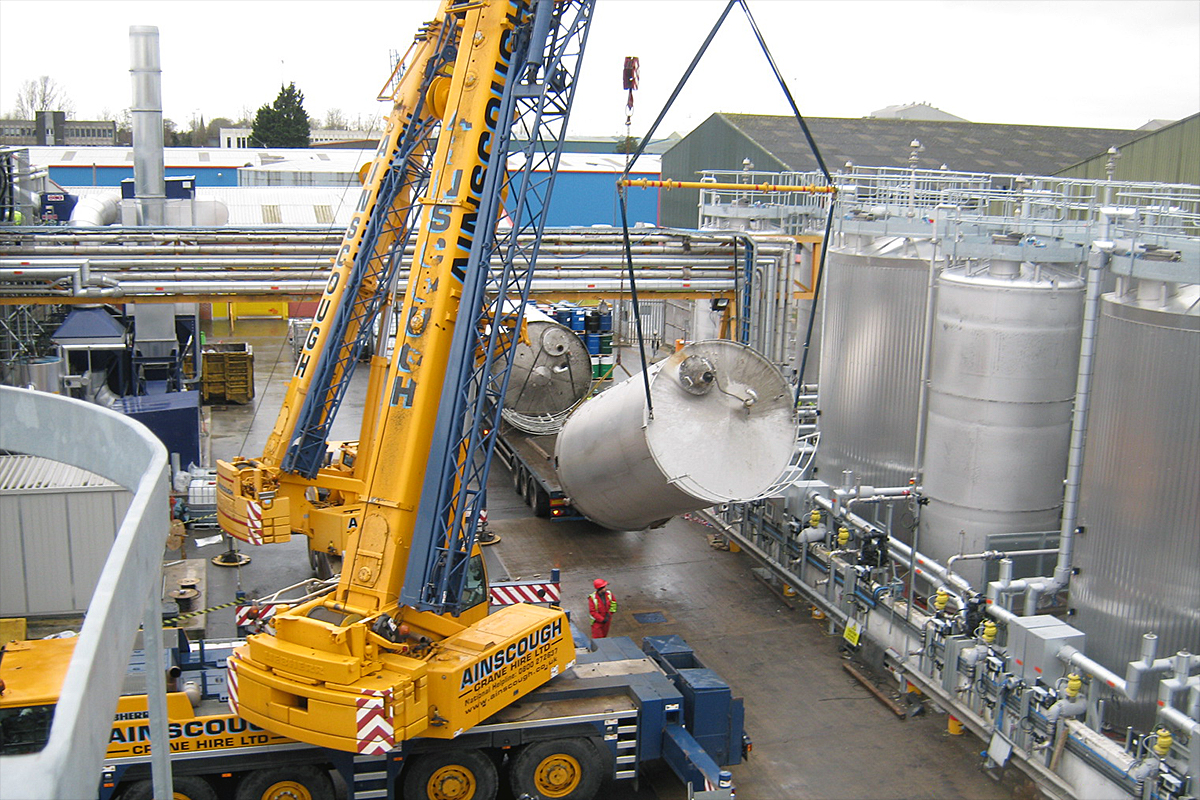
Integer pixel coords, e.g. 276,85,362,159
1005,615,1086,685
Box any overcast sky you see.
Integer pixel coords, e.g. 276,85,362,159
1,0,1197,138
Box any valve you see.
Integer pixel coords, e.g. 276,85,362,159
809,509,821,528
980,619,997,644
837,526,850,547
1153,728,1173,758
1064,673,1082,699
934,587,950,613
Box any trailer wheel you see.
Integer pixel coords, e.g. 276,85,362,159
532,486,550,518
119,775,217,800
234,765,334,800
402,748,498,800
509,738,603,800
524,474,537,508
511,463,524,495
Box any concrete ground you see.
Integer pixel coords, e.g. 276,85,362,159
195,318,1026,800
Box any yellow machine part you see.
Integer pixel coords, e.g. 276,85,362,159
216,459,293,544
0,638,75,708
229,604,574,751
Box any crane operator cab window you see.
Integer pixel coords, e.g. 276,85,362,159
459,552,487,611
0,704,54,755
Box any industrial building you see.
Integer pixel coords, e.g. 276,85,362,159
660,111,1199,226
0,12,1197,800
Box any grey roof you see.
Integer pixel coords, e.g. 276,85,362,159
718,113,1137,176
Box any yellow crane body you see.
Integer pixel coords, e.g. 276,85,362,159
218,0,578,753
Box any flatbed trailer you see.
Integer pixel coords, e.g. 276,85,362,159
96,631,747,800
493,419,584,521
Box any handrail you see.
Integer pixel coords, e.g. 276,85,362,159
0,387,169,800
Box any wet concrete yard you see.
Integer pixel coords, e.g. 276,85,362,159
199,319,1021,800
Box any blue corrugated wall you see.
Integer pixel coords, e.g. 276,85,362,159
51,167,659,226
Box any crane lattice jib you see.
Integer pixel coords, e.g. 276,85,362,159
330,0,546,616
402,0,597,615
262,15,456,477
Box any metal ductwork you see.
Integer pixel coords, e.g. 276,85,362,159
70,195,120,227
129,26,165,226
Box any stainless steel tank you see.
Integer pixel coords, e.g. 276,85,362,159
1070,280,1200,728
815,236,935,488
12,356,64,394
555,340,795,531
500,307,592,431
920,264,1084,585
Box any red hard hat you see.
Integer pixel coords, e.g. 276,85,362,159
593,578,608,590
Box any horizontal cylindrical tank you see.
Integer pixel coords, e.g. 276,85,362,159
921,264,1084,586
815,236,935,489
501,307,592,428
1071,279,1199,730
555,340,795,531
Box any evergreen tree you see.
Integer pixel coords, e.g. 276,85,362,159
251,83,311,147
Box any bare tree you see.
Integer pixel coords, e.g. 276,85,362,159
322,108,349,130
12,76,75,119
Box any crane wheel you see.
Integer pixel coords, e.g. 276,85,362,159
233,766,334,800
118,775,217,800
508,738,603,800
402,748,498,800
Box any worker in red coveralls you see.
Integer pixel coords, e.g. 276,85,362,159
588,578,617,638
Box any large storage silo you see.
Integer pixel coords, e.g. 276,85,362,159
1070,280,1200,729
815,235,935,489
920,263,1084,585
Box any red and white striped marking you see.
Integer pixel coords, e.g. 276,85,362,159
246,501,263,545
355,689,394,755
490,582,560,606
234,603,281,630
226,654,241,715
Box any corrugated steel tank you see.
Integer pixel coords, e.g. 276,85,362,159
555,340,795,531
920,263,1084,585
815,235,934,489
1070,280,1200,727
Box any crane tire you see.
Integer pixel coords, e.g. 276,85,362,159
402,748,498,800
234,765,334,800
119,775,217,800
508,737,603,800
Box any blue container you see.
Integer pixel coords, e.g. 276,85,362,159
554,308,572,327
585,333,600,354
570,308,587,332
599,311,613,332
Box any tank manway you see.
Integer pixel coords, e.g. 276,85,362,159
555,340,796,530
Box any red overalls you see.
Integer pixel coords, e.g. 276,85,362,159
588,588,615,638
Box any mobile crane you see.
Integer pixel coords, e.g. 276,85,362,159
215,0,597,755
